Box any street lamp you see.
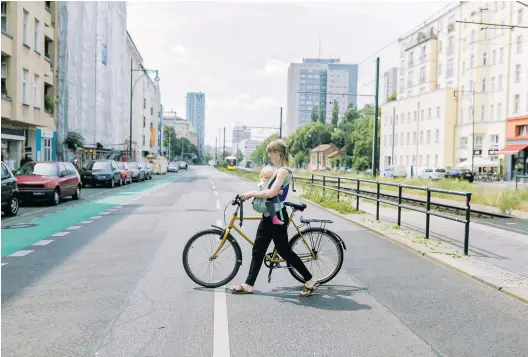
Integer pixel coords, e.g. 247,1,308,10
129,59,159,160
453,89,476,173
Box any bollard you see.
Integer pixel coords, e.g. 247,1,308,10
337,177,341,202
311,174,314,185
464,193,472,255
323,175,326,196
356,180,360,211
397,185,402,226
376,182,380,220
425,189,431,239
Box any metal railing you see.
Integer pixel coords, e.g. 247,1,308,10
515,175,528,189
303,174,473,255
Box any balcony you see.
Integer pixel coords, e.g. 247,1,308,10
43,57,54,84
404,29,437,51
1,96,12,119
44,23,54,41
1,31,14,56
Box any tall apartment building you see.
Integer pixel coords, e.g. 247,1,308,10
232,124,251,154
382,67,398,103
286,58,358,135
239,139,261,162
380,1,528,179
1,1,58,170
186,92,205,160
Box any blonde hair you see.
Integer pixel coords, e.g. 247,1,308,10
260,166,275,180
266,139,292,167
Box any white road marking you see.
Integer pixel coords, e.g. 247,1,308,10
213,287,230,357
2,263,7,266
80,220,94,224
9,250,34,257
214,191,219,196
216,201,221,210
115,206,124,209
90,216,103,219
52,231,70,237
506,222,517,225
33,240,54,246
216,219,224,228
67,226,82,230
212,185,216,189
100,212,111,215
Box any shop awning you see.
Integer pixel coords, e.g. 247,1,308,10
497,144,528,155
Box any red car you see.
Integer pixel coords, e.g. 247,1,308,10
116,161,133,185
14,161,81,206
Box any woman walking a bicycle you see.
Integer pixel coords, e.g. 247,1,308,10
229,139,319,297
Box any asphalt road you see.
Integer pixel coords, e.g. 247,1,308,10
2,166,528,357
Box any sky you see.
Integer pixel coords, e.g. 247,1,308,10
127,1,454,147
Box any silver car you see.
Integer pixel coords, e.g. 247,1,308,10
419,168,446,180
383,166,407,179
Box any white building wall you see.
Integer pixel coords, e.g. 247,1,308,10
326,69,349,124
508,3,528,119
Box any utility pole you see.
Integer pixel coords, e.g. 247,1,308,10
129,58,133,160
279,107,283,138
372,57,380,178
223,127,226,160
215,137,218,162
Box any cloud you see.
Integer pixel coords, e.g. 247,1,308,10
198,74,231,92
255,59,289,76
208,95,278,110
169,44,192,64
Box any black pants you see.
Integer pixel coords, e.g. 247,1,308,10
245,207,313,286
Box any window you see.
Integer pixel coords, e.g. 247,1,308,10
427,130,431,144
491,76,495,90
1,60,6,96
420,67,425,84
435,129,440,143
490,104,494,121
475,136,483,148
499,75,503,90
406,155,409,166
419,155,422,166
59,163,67,177
471,29,476,43
143,116,146,127
448,36,454,54
501,1,506,10
469,80,474,91
150,107,153,115
412,155,416,165
395,135,398,146
1,2,7,33
470,54,474,67
460,108,464,123
43,138,51,161
401,133,404,145
407,112,411,122
469,106,473,122
407,133,410,145
438,62,442,75
428,108,432,119
420,131,424,144
500,47,504,63
481,104,485,121
515,64,521,82
462,61,465,74
514,94,520,113
142,135,145,146
492,50,496,64
436,106,440,118
66,163,76,176
482,78,486,92
413,132,417,144
439,40,443,53
34,18,40,52
435,155,439,166
517,125,528,137
23,10,29,45
143,98,146,108
491,134,499,147
497,103,502,120
408,70,413,87
420,109,424,121
33,74,39,107
447,58,454,77
22,69,28,104
483,52,487,65
408,52,414,67
518,8,524,24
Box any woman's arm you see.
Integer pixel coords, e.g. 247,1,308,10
240,168,288,200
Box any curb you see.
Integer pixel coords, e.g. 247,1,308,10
297,195,528,305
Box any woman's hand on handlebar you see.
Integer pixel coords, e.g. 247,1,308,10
239,192,254,200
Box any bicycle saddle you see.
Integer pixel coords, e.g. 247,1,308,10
284,202,307,211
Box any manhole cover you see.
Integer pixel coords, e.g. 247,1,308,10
2,223,38,229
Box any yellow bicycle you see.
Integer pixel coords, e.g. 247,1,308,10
182,195,346,288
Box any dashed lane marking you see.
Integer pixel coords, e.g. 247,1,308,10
33,240,54,246
9,250,34,257
90,216,103,220
67,226,82,230
79,220,94,224
52,232,70,237
216,201,221,210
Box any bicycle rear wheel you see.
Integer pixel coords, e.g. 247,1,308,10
182,229,242,288
287,227,344,285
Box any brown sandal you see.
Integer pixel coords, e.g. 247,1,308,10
229,284,253,294
300,282,320,297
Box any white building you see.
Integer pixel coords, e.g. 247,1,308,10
126,32,161,161
380,1,527,178
163,112,198,147
382,67,398,103
239,139,261,162
286,58,358,135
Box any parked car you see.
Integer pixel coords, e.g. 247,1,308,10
1,161,19,216
144,163,153,179
168,162,180,172
128,162,145,182
419,168,447,181
445,168,475,183
383,166,407,179
81,160,122,188
15,162,81,205
138,163,150,180
116,161,133,185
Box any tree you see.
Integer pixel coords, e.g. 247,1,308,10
163,126,198,161
331,101,339,127
251,134,279,165
310,106,319,122
236,149,244,163
204,152,212,163
387,91,397,102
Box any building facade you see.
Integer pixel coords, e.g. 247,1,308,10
1,1,58,170
232,124,251,154
239,139,261,162
380,1,528,179
186,92,205,161
382,67,398,103
163,112,198,147
286,58,358,135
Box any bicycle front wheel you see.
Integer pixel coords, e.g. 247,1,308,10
182,229,242,288
287,227,344,285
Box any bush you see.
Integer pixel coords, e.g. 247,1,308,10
300,185,360,214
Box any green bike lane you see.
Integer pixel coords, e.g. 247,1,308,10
1,175,179,257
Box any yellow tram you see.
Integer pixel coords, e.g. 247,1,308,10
225,155,237,170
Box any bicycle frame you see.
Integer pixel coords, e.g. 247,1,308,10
209,202,314,263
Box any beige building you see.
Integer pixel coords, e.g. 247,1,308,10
2,1,58,170
163,112,198,147
381,1,527,176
